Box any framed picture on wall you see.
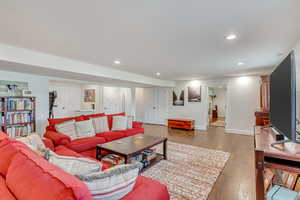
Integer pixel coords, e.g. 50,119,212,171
173,89,184,106
84,89,95,102
188,85,201,102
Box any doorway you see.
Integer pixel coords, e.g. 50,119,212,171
208,86,227,127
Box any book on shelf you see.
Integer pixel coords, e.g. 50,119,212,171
6,124,33,138
7,99,33,111
4,112,33,125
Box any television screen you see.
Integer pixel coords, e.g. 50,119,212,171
270,52,296,141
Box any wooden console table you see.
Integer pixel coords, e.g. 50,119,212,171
167,118,195,131
255,127,300,200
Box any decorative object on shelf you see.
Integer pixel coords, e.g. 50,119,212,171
84,89,95,102
0,96,36,138
188,85,201,102
22,90,33,96
0,80,28,96
172,88,184,106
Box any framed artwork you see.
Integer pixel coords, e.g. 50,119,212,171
188,85,201,102
84,89,95,102
173,89,184,106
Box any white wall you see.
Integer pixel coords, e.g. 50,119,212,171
0,70,49,134
213,88,227,118
225,76,260,135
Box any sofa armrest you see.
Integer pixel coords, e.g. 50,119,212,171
44,131,71,146
132,121,143,129
42,138,55,151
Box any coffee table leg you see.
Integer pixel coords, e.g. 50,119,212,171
96,146,102,160
163,139,167,160
124,155,128,164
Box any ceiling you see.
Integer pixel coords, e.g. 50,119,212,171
0,0,300,80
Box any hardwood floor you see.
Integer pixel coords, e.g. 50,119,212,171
143,124,255,200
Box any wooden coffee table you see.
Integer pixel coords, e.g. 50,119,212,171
96,134,167,167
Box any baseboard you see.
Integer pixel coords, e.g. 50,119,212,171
195,124,207,131
225,128,254,135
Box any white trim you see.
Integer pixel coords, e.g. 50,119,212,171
195,124,207,131
225,128,254,135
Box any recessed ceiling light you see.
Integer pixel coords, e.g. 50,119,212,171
226,34,237,40
114,60,121,65
237,62,244,66
156,72,161,76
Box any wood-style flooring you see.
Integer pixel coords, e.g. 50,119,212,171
143,124,255,200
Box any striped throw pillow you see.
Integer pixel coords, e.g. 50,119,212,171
111,116,128,131
91,116,109,133
76,120,96,138
76,164,139,200
55,120,78,140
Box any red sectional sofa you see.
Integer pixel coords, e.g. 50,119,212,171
0,131,170,200
44,113,144,158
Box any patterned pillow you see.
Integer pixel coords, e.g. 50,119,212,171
91,116,109,133
111,116,128,131
76,120,96,138
127,116,133,129
48,151,101,176
55,120,78,140
76,163,139,200
16,133,46,151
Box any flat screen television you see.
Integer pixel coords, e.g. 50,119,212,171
270,51,297,143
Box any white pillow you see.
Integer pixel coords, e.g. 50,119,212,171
111,116,128,131
76,164,139,200
48,151,101,176
55,120,78,140
127,116,133,129
92,116,109,133
16,133,46,151
76,120,96,138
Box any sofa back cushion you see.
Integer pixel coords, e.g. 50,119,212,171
5,140,92,200
107,113,126,130
0,139,18,176
75,120,96,139
83,113,105,120
55,120,78,140
91,116,109,133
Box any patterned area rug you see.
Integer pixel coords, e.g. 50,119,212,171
142,142,230,200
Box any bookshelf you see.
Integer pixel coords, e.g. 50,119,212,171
0,96,36,138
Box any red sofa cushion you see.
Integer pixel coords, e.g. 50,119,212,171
5,141,92,200
0,131,8,140
47,116,85,131
122,176,170,200
43,138,55,151
96,131,126,142
44,131,71,146
83,113,105,120
66,136,106,153
132,121,143,129
0,139,18,176
120,128,145,137
0,175,16,200
106,112,126,130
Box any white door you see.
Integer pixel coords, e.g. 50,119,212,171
103,87,123,114
143,88,168,125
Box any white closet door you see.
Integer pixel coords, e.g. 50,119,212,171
103,87,123,114
156,88,168,125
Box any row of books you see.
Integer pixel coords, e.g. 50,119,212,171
7,99,33,111
129,149,157,167
0,101,3,111
1,112,33,125
6,124,34,138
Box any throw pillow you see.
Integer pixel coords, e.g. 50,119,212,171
111,116,128,131
48,151,101,176
75,120,96,139
76,163,139,200
55,120,77,140
16,133,46,151
127,116,133,129
91,116,109,133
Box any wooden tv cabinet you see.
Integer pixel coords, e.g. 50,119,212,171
255,127,300,200
167,118,195,131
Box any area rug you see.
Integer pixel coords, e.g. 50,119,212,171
141,142,230,200
210,120,225,127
